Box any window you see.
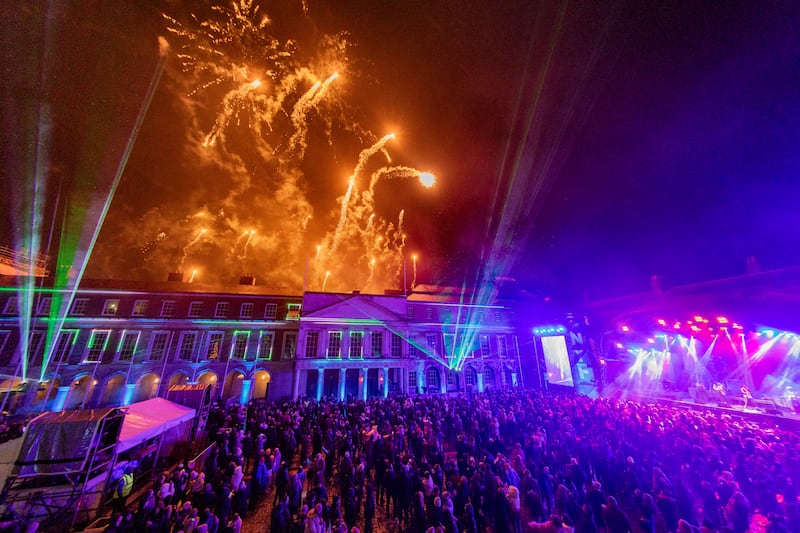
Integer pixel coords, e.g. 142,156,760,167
161,300,177,317
443,333,455,360
3,297,18,315
0,331,10,365
371,332,383,357
117,331,140,362
497,335,507,357
425,308,434,321
477,311,485,323
305,331,319,358
205,332,223,360
391,333,403,358
427,367,439,387
148,332,170,361
286,303,301,320
409,335,423,358
258,331,274,360
132,299,149,316
188,301,203,318
479,335,491,357
102,299,120,316
349,331,363,359
27,331,45,364
407,306,415,319
494,310,502,322
85,330,110,362
51,330,77,365
37,297,52,315
465,368,475,386
282,332,297,359
442,309,452,323
214,302,229,318
177,332,198,361
264,303,277,319
231,332,249,360
71,298,90,316
327,331,342,359
240,302,253,319
426,333,439,356
408,370,417,388
447,371,455,386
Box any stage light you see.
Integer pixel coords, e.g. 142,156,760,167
693,316,703,322
717,316,729,324
657,319,666,326
621,325,630,332
615,343,623,349
673,323,681,330
647,338,655,344
599,359,607,365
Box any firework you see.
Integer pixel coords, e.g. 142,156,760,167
141,231,167,261
412,253,418,290
179,228,206,269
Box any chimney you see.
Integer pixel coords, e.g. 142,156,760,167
239,275,256,286
167,272,184,282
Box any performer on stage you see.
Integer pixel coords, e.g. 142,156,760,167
740,384,752,410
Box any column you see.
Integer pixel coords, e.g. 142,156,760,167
338,369,346,401
417,367,424,394
292,368,302,400
316,369,324,401
477,371,485,393
382,367,389,398
359,369,367,401
240,379,253,405
401,368,408,395
123,384,137,406
53,386,71,412
440,367,447,394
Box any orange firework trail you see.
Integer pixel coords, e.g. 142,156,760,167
180,228,206,269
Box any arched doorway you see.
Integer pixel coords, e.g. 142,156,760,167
446,369,460,392
197,371,218,397
65,375,96,410
169,372,190,389
223,371,245,402
464,366,478,391
37,377,61,410
99,374,126,407
253,370,271,401
133,373,159,404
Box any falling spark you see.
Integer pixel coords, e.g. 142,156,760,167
322,270,330,291
141,231,167,261
412,253,418,289
189,269,199,283
241,229,255,260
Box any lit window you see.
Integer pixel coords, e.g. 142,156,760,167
494,310,502,322
27,331,45,364
282,332,297,359
496,335,507,357
215,302,229,318
426,333,439,356
287,303,301,320
102,299,120,316
71,298,90,316
86,330,110,362
132,299,149,316
447,371,455,385
426,308,434,321
426,367,439,387
188,302,203,318
479,335,491,357
52,330,77,364
205,332,223,360
240,302,254,319
327,331,342,359
231,332,249,360
349,331,363,359
407,306,415,319
258,331,274,360
160,300,176,317
408,370,417,387
442,309,452,323
117,331,140,362
264,303,277,319
465,368,475,386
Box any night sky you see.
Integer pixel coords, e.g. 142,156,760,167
2,1,799,301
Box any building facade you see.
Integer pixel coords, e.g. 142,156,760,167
0,278,525,414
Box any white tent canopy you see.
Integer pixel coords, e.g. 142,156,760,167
116,397,195,454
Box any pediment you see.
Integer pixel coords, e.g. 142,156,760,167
302,292,406,323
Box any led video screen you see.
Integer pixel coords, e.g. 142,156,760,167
542,335,574,387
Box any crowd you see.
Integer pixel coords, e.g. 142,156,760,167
107,389,800,533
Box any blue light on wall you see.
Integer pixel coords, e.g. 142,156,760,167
532,325,566,336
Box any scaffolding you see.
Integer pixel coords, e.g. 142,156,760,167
0,407,125,531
